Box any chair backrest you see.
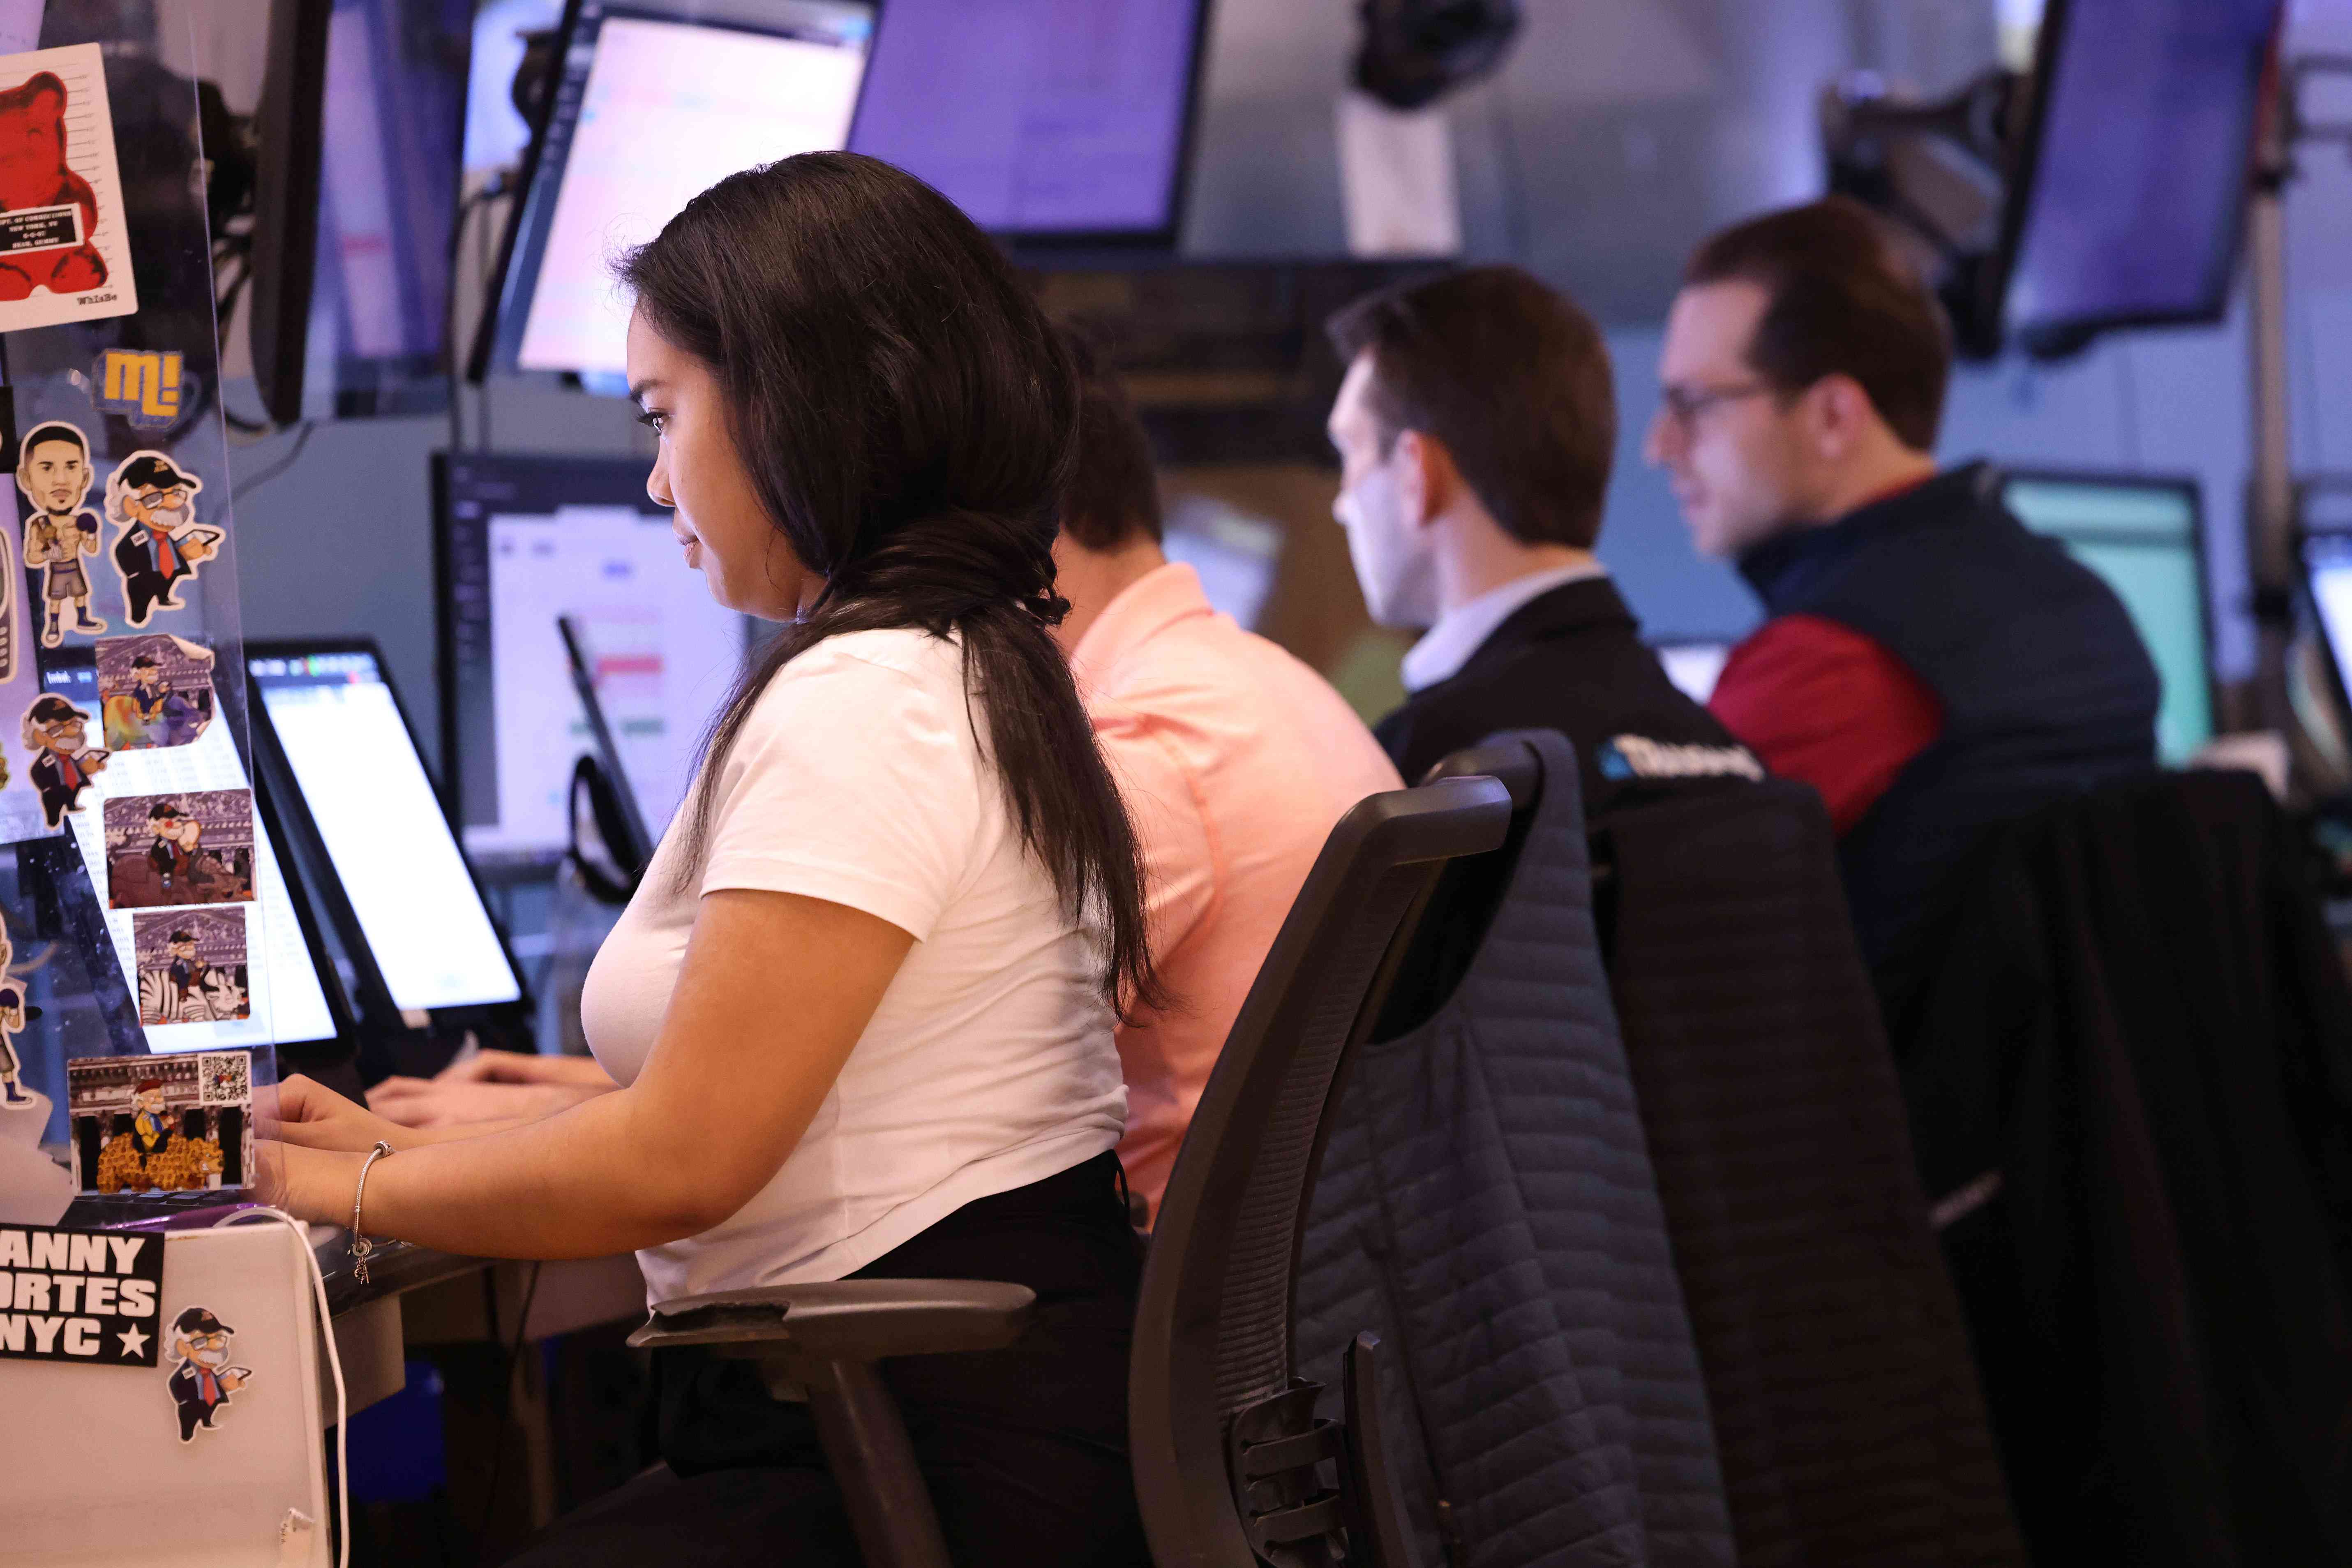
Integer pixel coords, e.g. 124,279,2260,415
1131,775,1514,1567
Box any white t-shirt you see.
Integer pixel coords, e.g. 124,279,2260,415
578,627,1127,1303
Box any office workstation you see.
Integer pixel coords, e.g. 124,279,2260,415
4,1,2352,1565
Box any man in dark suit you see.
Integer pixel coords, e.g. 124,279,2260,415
108,453,217,627
166,1305,250,1442
1324,266,1759,812
24,694,104,827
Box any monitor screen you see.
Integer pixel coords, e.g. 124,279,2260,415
2003,473,2215,762
251,649,523,1014
847,0,1205,239
1159,499,1280,630
305,0,472,415
40,665,338,1055
2003,0,2280,346
2308,535,2352,707
488,0,874,379
1654,641,1731,705
439,454,747,865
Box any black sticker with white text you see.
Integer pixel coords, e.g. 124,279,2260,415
0,1222,163,1365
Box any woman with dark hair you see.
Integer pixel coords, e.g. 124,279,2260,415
263,152,1158,1565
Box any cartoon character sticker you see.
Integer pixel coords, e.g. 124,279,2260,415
66,1051,251,1193
131,908,249,1027
0,912,26,1108
0,45,137,330
104,790,254,909
21,691,104,827
98,634,215,751
17,420,106,647
105,452,219,628
166,1305,251,1443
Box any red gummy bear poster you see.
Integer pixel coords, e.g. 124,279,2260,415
0,44,137,333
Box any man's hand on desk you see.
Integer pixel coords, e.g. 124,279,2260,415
367,1074,615,1131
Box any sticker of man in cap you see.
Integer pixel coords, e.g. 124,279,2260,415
15,420,106,648
106,450,220,628
22,693,105,827
0,915,28,1108
166,1305,252,1442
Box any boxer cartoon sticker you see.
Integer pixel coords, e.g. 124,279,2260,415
16,420,106,648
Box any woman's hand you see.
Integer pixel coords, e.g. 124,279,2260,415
367,1074,614,1132
432,1049,617,1090
270,1074,406,1154
254,1138,361,1228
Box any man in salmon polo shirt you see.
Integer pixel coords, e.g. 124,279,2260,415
1051,338,1402,1227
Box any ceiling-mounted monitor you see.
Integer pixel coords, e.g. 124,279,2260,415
473,0,875,382
846,0,1211,247
2002,0,2283,356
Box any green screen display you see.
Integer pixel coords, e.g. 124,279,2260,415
2004,476,2213,763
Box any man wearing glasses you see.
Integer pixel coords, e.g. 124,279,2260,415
1646,196,2157,999
107,453,220,628
1325,266,1760,815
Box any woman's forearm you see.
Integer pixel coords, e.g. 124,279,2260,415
305,1087,740,1260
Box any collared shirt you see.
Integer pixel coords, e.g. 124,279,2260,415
1070,563,1401,1224
1401,560,1611,693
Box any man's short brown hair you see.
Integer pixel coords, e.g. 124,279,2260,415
1683,196,1951,451
1325,266,1615,551
1058,330,1162,552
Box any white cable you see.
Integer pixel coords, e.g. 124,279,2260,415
215,1206,349,1568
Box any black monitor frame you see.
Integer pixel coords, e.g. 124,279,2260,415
245,636,535,1045
467,0,879,383
2000,465,2219,746
2000,0,2281,357
846,0,1215,256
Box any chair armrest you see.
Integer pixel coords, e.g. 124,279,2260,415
627,1279,1036,1362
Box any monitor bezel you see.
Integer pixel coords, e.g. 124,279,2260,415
846,0,1216,255
245,635,535,1035
2000,465,2219,753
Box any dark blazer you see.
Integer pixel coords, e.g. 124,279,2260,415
1600,779,2024,1568
1376,578,1754,811
1894,770,2352,1566
30,748,86,825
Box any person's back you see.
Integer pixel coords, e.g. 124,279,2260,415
1721,461,2157,991
1051,342,1400,1222
1320,265,1763,811
1645,198,2158,993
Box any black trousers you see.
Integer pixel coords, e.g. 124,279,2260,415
503,1151,1149,1567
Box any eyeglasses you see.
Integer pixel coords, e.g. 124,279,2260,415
1657,381,1780,430
136,488,189,509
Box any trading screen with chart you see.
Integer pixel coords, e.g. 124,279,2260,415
441,455,747,866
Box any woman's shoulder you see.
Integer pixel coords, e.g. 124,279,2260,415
739,628,969,741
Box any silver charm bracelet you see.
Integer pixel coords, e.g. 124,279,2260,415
349,1139,396,1286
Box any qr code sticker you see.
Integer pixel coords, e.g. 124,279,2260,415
197,1049,251,1106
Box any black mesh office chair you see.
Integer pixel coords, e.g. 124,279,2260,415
627,775,1512,1568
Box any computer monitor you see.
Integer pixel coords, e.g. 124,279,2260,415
475,0,875,381
1159,499,1281,630
2002,0,2281,354
248,642,529,1025
436,453,748,866
39,661,344,1057
1652,640,1732,706
846,0,1210,245
2002,470,2216,762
